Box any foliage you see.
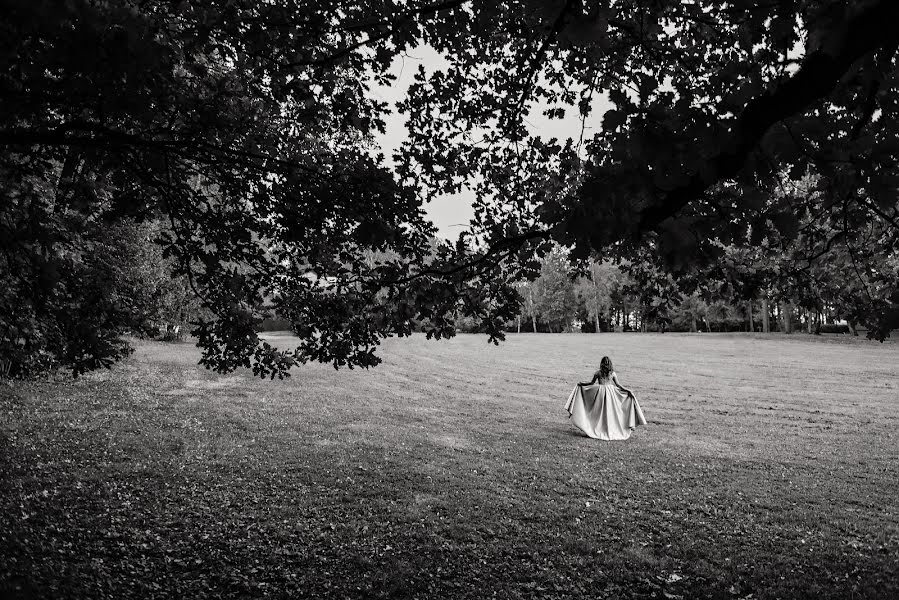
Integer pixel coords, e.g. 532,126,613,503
0,213,206,377
574,261,619,332
1,217,139,377
532,248,578,332
670,294,708,333
399,0,899,339
3,0,899,377
818,323,851,334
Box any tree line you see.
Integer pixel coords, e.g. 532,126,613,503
456,237,874,336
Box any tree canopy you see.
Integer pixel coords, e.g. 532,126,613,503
2,0,897,377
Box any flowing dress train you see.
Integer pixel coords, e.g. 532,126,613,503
564,378,646,440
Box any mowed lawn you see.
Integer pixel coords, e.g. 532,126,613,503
1,333,897,599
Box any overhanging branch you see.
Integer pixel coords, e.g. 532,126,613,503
631,0,899,234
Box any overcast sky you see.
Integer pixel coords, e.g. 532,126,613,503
371,46,611,239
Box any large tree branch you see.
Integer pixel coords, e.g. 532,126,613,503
0,124,324,176
632,0,899,235
379,228,550,287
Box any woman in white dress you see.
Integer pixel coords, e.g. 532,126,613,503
564,356,646,440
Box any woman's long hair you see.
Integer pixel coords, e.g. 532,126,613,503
598,356,613,381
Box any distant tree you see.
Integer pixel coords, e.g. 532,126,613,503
705,175,898,336
619,251,683,332
703,300,742,332
575,260,621,333
519,280,540,333
126,221,208,338
534,248,578,332
671,294,709,334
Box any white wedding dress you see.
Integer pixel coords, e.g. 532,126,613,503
564,372,646,440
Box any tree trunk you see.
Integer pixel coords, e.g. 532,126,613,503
761,297,770,333
848,320,859,336
807,310,813,334
782,302,792,334
590,266,601,333
528,287,537,333
747,300,754,332
56,148,80,203
517,315,521,334
690,315,697,333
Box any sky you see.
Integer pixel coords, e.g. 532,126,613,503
370,46,611,239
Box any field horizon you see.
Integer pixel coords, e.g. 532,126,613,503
2,332,897,598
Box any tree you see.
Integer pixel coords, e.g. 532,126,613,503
519,280,540,333
116,220,208,338
3,1,898,377
618,251,683,332
1,0,514,377
532,248,578,332
575,260,620,333
0,217,201,377
672,294,708,334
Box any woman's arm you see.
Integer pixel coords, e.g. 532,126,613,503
612,373,635,397
578,371,600,386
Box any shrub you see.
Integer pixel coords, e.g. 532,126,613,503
454,315,482,333
818,323,851,334
257,318,294,332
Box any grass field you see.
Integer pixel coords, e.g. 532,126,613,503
1,332,898,599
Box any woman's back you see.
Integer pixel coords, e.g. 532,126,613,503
594,370,614,385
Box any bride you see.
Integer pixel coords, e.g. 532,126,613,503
564,356,647,440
